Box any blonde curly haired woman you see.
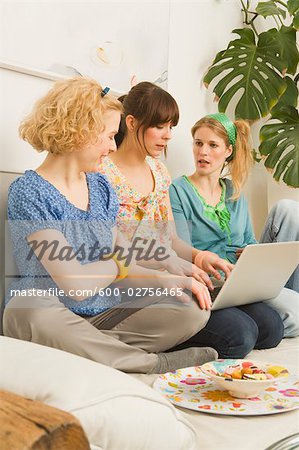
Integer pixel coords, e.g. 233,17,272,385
3,77,218,374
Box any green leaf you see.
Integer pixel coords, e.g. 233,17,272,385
287,0,299,15
278,25,299,74
252,149,263,162
293,10,299,29
256,1,286,18
270,76,298,115
259,106,299,187
203,28,287,120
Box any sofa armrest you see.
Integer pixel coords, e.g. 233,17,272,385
0,390,90,450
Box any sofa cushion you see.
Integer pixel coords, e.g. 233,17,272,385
0,336,197,450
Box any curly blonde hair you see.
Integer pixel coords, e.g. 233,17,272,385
191,117,254,199
19,77,123,154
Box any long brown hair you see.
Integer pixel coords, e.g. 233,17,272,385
115,81,179,155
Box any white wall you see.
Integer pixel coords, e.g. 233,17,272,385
165,0,267,236
167,0,243,178
1,0,170,92
0,0,170,172
0,69,50,172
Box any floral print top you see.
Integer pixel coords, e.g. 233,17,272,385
99,156,174,251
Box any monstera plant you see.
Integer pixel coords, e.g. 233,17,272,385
203,0,299,187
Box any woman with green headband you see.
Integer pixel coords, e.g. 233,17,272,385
169,113,299,356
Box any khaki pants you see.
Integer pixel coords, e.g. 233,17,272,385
3,293,210,373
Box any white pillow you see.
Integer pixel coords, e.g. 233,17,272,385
0,336,196,450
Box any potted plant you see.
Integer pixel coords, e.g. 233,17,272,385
203,0,299,188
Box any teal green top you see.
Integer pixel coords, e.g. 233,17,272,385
169,177,257,264
183,176,231,243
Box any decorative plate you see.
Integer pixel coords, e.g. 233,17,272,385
153,366,299,416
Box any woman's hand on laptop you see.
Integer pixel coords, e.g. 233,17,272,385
194,251,234,280
190,277,212,310
158,275,212,309
162,255,214,290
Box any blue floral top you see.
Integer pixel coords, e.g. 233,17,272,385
6,170,120,316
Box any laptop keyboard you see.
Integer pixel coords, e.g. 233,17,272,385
210,286,222,302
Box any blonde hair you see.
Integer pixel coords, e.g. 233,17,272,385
191,117,254,199
19,77,123,154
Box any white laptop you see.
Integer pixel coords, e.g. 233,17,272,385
210,242,299,310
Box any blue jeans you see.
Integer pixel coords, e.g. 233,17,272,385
259,200,299,337
170,302,284,359
260,199,299,292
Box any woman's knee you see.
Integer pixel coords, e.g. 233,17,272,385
241,303,284,349
274,199,298,215
3,295,63,341
159,299,211,350
272,199,299,232
222,310,259,358
266,289,299,338
3,297,32,340
282,306,299,338
258,307,284,349
175,307,258,358
179,300,211,338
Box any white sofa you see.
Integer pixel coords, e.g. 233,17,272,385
0,336,199,450
0,335,298,450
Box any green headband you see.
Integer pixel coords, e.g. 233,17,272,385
206,113,237,149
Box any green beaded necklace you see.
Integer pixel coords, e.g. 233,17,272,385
184,176,232,243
